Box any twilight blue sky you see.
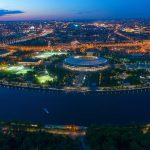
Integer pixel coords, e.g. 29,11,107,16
0,0,150,20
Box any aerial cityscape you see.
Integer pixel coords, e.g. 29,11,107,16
0,20,150,92
0,0,150,149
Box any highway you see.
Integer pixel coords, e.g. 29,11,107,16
0,41,150,53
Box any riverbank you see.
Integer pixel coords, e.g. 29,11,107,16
0,81,150,94
1,121,150,150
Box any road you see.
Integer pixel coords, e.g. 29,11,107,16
0,41,150,53
2,29,53,45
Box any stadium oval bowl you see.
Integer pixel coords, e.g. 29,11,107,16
63,56,109,72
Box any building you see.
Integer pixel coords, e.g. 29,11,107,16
18,59,43,66
86,49,101,56
0,50,16,58
63,56,109,72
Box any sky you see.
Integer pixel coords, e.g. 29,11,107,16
0,0,150,20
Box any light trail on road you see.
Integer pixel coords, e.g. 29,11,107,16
0,41,150,53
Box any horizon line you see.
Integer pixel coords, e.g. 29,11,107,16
0,18,150,22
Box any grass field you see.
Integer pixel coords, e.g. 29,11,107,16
36,74,57,84
1,65,33,75
33,51,67,59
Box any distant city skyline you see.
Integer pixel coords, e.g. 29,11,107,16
0,0,150,20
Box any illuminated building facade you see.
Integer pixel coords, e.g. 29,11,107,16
63,56,109,72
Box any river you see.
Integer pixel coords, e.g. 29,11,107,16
0,87,150,126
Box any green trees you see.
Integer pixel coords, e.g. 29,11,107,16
86,126,150,150
0,131,79,150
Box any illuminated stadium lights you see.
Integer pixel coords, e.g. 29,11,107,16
36,75,57,84
63,56,109,72
33,51,67,59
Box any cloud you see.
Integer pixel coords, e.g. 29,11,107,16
0,9,24,16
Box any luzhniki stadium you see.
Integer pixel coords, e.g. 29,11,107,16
63,56,109,72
